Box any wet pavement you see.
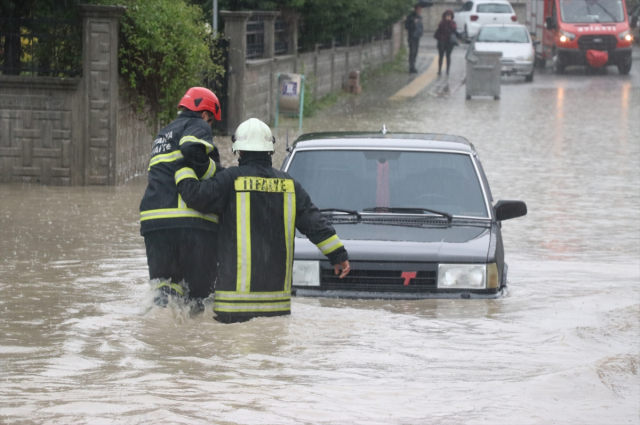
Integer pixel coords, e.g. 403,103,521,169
1,40,639,424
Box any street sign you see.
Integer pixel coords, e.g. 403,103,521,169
275,73,305,131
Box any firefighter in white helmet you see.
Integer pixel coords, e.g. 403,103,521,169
174,118,350,323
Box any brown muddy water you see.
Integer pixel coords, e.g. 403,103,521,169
1,49,639,424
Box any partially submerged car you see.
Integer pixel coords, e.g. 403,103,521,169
282,132,527,299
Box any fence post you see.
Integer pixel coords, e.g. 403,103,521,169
78,4,126,186
220,11,251,134
283,12,300,56
254,11,279,59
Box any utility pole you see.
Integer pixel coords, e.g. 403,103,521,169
213,0,218,37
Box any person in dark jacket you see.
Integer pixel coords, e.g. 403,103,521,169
405,3,424,73
139,87,223,309
175,118,351,324
434,10,457,75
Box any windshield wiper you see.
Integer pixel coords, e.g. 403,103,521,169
319,208,362,222
362,207,453,222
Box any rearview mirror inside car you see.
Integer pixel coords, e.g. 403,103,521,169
494,200,527,221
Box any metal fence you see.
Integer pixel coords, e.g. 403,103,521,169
246,17,264,59
0,17,82,77
274,19,288,55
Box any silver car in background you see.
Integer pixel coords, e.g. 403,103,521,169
473,24,537,82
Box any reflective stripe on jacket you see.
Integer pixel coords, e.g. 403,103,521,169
175,153,349,321
139,110,222,235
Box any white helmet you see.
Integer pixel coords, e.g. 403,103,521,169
232,118,275,152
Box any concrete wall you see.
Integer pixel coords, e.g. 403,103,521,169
0,5,156,186
243,36,397,126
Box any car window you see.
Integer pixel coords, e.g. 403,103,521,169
560,0,625,23
477,26,530,42
476,3,513,13
287,149,489,218
462,1,474,12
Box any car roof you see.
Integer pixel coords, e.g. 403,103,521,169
292,132,476,154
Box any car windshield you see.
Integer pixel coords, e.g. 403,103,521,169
560,0,625,23
286,149,489,218
477,3,513,13
477,26,530,42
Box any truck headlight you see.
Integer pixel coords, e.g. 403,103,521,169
559,29,576,42
619,29,632,41
438,264,486,289
292,260,320,286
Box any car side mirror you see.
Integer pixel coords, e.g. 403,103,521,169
545,16,556,30
533,40,541,46
631,17,638,28
494,200,527,221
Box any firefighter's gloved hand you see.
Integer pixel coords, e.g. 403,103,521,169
334,260,351,279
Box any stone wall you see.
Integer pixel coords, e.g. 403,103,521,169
243,37,397,126
0,5,157,186
0,77,80,185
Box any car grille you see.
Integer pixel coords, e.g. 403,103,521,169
577,35,617,51
320,266,437,292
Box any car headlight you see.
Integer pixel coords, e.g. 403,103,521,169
559,29,576,42
292,260,320,286
619,29,632,41
438,264,487,289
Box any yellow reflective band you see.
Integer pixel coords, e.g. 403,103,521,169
283,191,296,291
179,135,214,154
175,167,198,184
178,194,187,209
202,159,216,180
215,290,291,301
236,192,252,293
155,282,184,296
148,150,183,170
234,176,294,193
214,301,291,313
140,208,219,223
316,234,344,255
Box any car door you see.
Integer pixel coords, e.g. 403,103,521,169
475,2,516,26
456,1,474,34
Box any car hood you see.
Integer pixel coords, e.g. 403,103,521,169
295,223,491,263
474,42,532,59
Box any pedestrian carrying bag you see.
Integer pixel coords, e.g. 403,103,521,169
449,32,459,46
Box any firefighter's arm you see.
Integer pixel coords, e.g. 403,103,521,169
293,183,350,277
174,161,230,214
179,119,218,179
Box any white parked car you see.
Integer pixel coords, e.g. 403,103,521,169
455,0,517,41
473,24,536,82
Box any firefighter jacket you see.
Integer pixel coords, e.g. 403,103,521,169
175,152,349,321
139,110,223,236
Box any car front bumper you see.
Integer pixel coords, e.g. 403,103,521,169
500,60,534,76
557,47,632,66
294,288,505,300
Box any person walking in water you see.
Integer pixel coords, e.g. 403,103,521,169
139,87,223,311
405,3,424,73
175,118,351,323
434,10,457,75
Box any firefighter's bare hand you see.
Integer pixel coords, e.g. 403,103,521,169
334,260,351,279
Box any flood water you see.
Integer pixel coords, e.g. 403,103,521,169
1,46,639,424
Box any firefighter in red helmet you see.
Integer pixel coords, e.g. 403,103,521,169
139,87,223,312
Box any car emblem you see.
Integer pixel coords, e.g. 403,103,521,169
401,272,417,286
594,38,602,42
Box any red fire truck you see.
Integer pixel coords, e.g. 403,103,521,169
526,0,633,74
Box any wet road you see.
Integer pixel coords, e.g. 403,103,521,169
1,43,639,424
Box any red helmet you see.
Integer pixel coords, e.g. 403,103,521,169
178,87,221,121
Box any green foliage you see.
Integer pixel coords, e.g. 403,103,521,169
116,0,225,126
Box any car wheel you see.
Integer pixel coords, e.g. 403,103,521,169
617,60,632,75
464,25,469,42
525,69,534,82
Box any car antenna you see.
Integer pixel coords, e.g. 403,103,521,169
381,124,387,134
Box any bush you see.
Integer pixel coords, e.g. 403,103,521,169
117,0,225,125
